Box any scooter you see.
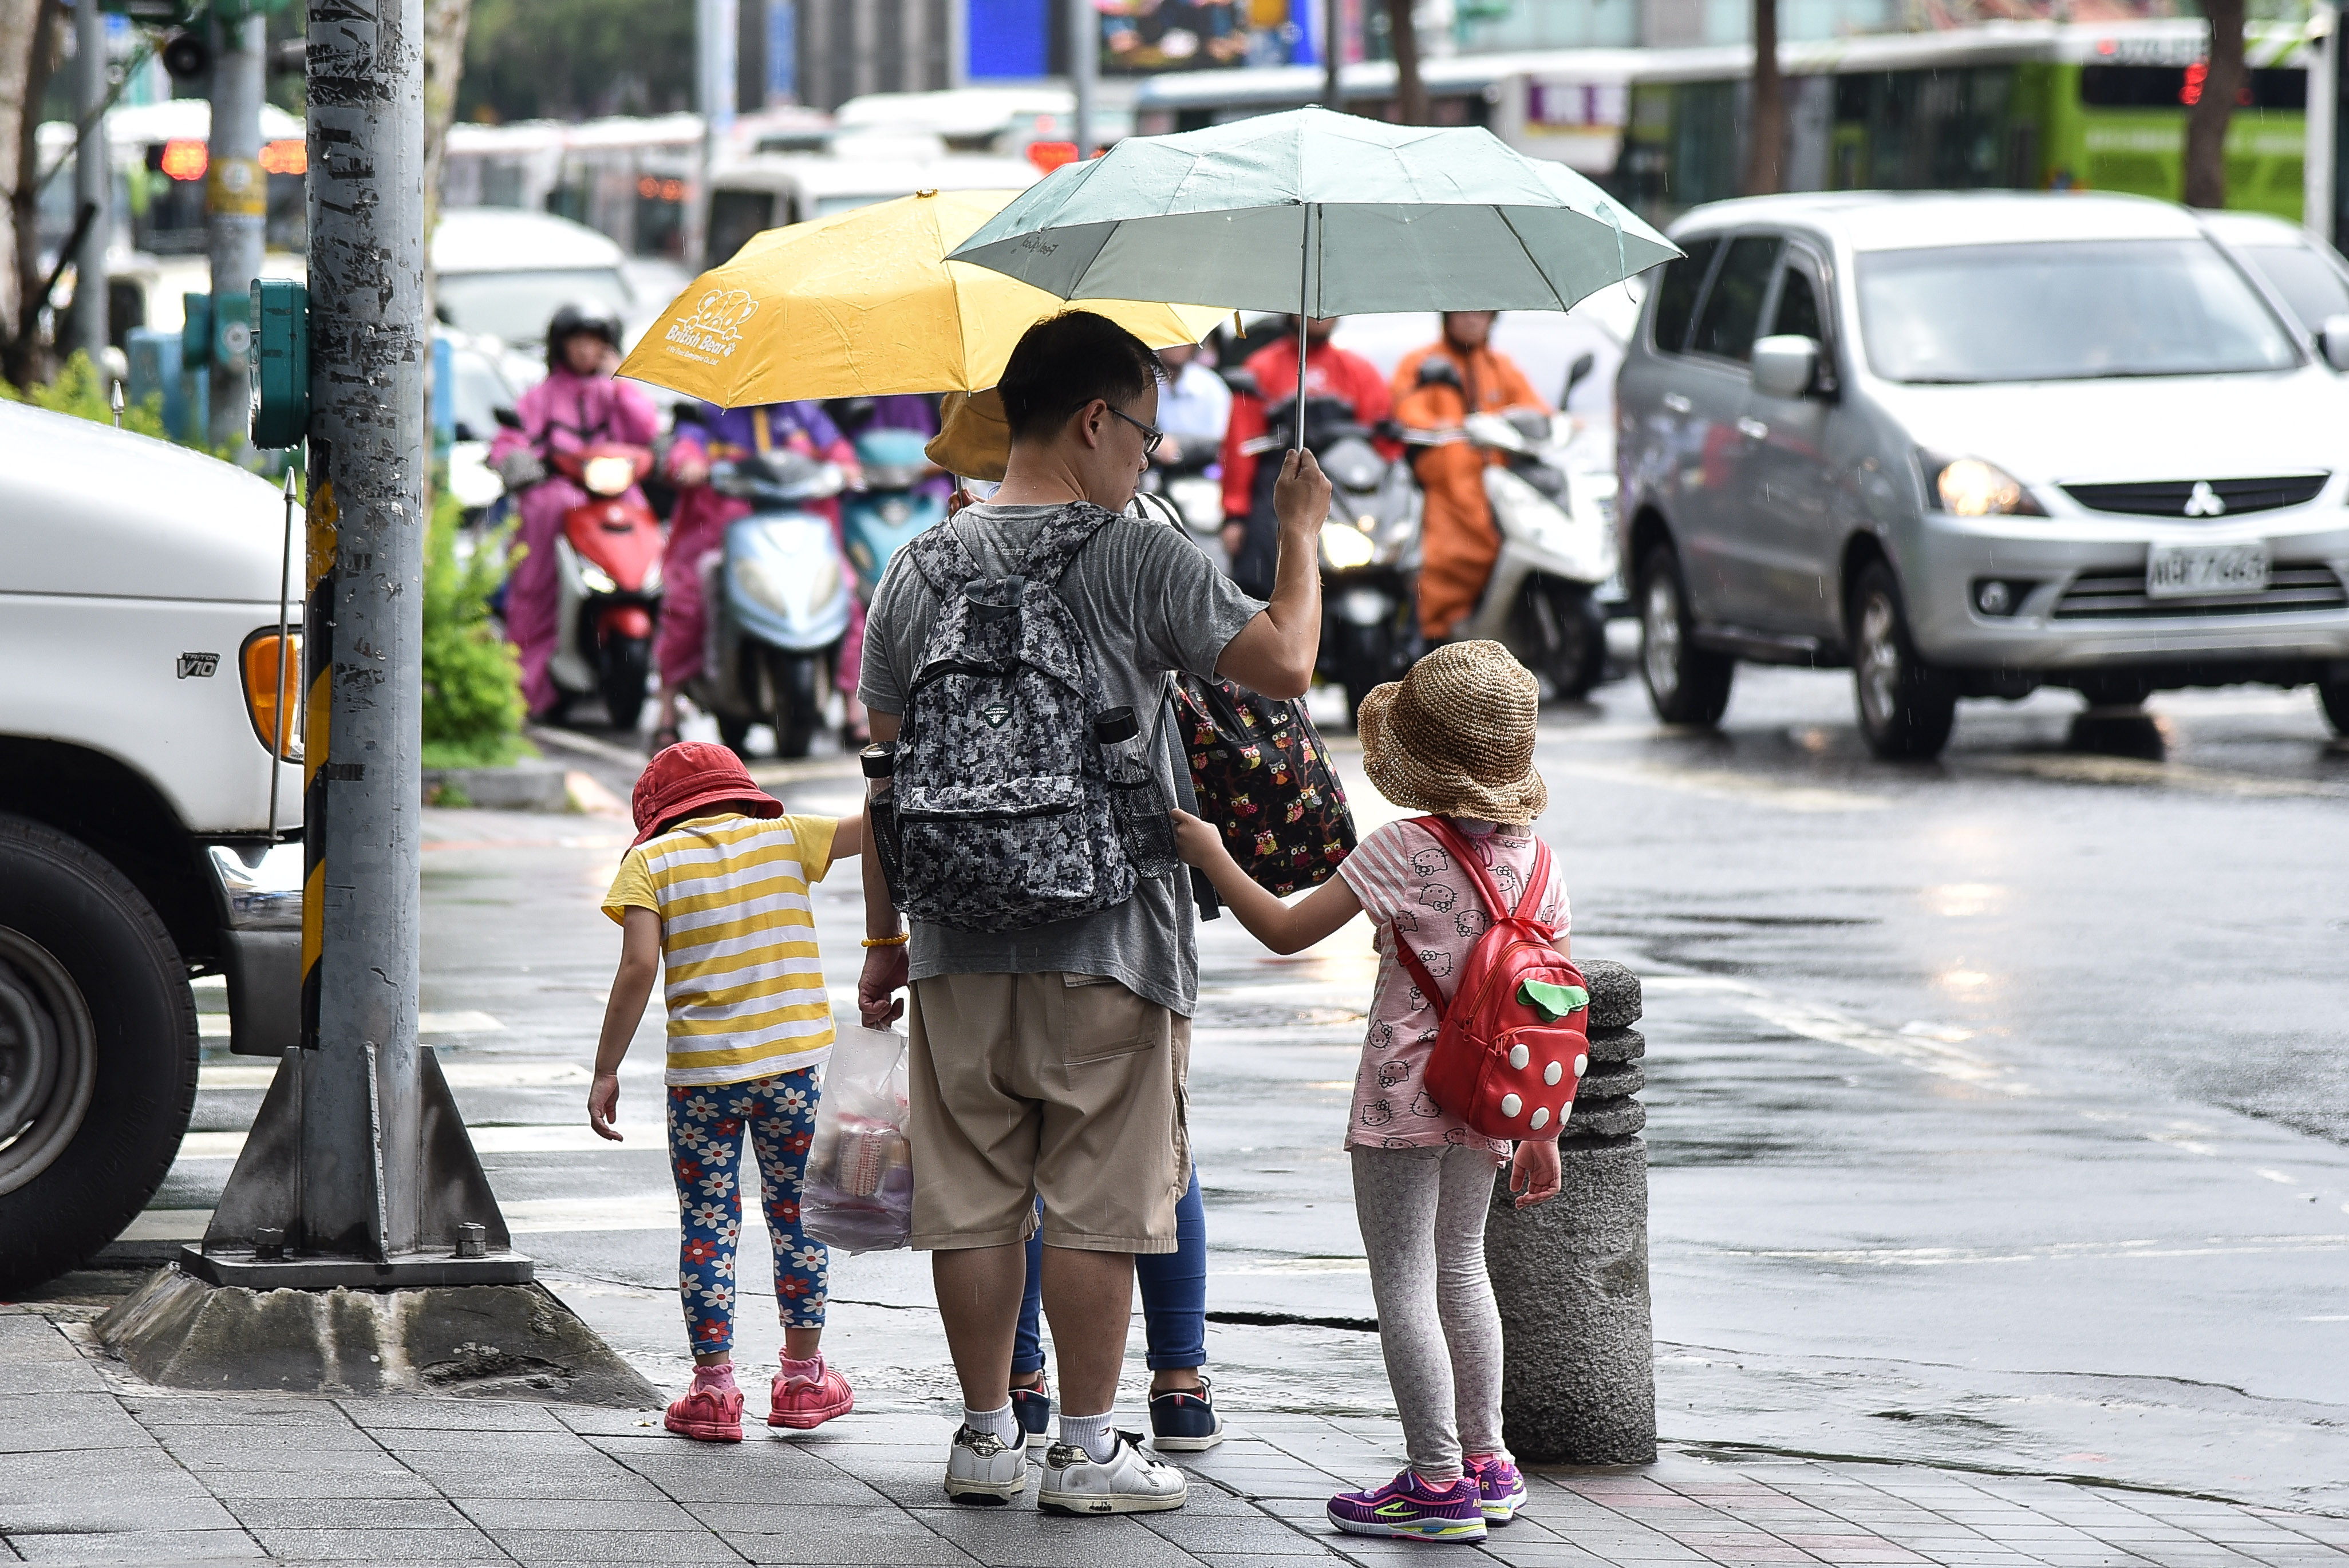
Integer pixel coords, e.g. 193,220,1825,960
693,451,852,759
1138,447,1227,567
1239,383,1423,725
542,441,664,731
839,426,946,601
1447,404,1619,700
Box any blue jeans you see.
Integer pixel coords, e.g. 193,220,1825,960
1013,1168,1206,1376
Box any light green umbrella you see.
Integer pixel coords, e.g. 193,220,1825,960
948,105,1679,439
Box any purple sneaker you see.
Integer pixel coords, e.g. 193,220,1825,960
1464,1453,1528,1523
1327,1468,1489,1542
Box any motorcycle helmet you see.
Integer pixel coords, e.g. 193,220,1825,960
546,301,622,372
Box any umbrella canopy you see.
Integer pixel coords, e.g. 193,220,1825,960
615,189,1228,406
947,105,1679,319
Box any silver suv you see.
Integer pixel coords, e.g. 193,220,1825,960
1616,191,2349,758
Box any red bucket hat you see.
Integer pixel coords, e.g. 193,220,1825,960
630,741,782,847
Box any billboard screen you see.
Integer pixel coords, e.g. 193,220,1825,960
1099,0,1324,75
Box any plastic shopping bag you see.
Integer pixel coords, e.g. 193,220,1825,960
801,1024,913,1254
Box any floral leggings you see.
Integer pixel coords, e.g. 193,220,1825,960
668,1069,828,1354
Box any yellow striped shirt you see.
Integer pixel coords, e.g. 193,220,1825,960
602,811,839,1086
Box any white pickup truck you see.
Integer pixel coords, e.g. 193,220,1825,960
0,401,303,1290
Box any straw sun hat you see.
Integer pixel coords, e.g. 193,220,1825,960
1357,641,1549,826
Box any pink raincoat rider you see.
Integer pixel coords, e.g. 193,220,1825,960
487,309,660,720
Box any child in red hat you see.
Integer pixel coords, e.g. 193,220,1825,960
589,741,871,1441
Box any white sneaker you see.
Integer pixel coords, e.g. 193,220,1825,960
1036,1431,1189,1516
943,1423,1028,1506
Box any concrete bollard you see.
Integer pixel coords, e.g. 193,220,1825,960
1484,959,1656,1465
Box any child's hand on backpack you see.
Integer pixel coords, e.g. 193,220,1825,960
588,1072,624,1142
1509,1138,1561,1208
1170,808,1226,870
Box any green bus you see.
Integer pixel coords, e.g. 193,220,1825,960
1615,21,2313,223
1131,18,2318,226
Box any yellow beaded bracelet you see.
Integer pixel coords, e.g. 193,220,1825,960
860,931,909,949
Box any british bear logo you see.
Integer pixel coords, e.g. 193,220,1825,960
664,288,759,361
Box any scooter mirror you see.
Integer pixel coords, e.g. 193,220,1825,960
1564,352,1597,404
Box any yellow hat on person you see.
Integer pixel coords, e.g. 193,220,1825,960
925,387,1010,482
1357,641,1548,826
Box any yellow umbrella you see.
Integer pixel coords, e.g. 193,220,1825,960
617,189,1227,406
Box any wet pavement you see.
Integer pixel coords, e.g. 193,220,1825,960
62,661,2349,1534
11,1302,2349,1566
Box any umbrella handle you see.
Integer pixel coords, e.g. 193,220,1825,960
1294,202,1314,455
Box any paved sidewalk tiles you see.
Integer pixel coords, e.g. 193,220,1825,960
3,1311,2345,1567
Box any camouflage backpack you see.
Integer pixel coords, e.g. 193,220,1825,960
891,505,1136,932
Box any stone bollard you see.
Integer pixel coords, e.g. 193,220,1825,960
1484,959,1656,1464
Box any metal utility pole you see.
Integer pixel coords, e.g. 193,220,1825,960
2308,1,2338,247
697,0,737,267
207,11,265,450
183,0,523,1288
73,0,109,364
1069,0,1095,157
1324,0,1343,109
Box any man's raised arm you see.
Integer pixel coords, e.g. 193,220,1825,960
1215,448,1332,700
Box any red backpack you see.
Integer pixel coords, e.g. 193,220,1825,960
1388,817,1589,1143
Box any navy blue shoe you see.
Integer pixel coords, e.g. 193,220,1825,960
1147,1374,1226,1452
1009,1377,1053,1451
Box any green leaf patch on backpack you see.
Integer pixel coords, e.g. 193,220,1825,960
1518,979,1589,1022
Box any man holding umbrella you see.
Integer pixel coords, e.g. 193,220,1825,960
856,311,1330,1515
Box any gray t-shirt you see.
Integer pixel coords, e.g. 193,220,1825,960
859,503,1265,1016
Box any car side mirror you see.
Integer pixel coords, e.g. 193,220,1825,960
1751,335,1821,400
1564,351,1597,402
2319,314,2349,373
492,406,523,430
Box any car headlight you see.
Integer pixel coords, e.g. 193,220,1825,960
1320,520,1376,570
1928,455,2046,517
578,560,618,595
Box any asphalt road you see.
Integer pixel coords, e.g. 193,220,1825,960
146,661,2349,1518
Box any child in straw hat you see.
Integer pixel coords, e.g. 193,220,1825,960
1172,640,1565,1545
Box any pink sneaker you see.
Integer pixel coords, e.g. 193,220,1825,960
768,1356,855,1430
664,1370,744,1443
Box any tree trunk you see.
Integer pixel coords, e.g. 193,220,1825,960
1384,0,1427,125
1743,0,1783,196
2183,0,2246,209
1,0,66,385
420,0,473,285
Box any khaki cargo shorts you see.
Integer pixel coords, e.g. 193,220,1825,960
906,971,1191,1254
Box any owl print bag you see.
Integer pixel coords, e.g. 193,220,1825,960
1172,673,1356,896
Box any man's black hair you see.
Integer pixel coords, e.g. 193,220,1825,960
997,310,1166,443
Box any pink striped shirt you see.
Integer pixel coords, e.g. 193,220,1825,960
1336,817,1570,1156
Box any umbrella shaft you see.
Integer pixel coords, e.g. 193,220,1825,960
1295,203,1314,454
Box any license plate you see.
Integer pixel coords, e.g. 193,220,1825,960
2145,542,2269,598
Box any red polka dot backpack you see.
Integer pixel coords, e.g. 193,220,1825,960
1388,816,1589,1142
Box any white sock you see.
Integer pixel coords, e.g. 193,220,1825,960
962,1400,1019,1447
1059,1408,1116,1463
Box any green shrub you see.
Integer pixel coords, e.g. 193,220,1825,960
2,350,258,468
421,486,534,768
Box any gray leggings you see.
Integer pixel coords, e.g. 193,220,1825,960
1351,1144,1508,1482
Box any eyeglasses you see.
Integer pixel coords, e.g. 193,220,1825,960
1106,404,1163,459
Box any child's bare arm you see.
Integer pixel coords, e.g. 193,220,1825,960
831,813,864,859
588,907,661,1141
1171,809,1361,954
